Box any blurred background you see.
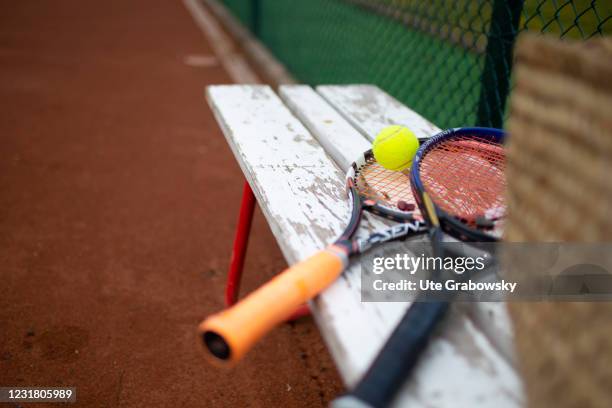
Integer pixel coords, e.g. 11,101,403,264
218,0,610,127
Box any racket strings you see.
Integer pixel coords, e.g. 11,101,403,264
355,157,418,214
419,135,505,230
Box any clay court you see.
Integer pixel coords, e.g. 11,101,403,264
0,1,343,406
3,0,612,407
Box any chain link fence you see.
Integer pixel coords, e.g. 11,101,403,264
218,0,610,128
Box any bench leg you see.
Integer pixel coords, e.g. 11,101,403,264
226,181,256,307
225,180,309,321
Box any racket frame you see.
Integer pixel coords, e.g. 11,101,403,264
333,127,506,408
410,127,505,243
348,149,419,223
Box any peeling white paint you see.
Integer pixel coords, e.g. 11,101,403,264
318,84,439,141
207,84,524,408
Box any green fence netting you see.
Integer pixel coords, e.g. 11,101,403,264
217,0,610,129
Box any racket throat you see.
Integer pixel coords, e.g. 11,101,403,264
357,221,427,253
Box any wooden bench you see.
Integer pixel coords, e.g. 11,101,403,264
206,84,524,407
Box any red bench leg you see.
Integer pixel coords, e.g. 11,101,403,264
225,180,309,321
226,181,256,307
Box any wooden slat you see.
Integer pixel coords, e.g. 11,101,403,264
207,86,407,377
206,85,349,265
468,302,517,365
317,84,439,141
279,85,370,169
279,85,523,408
317,84,517,364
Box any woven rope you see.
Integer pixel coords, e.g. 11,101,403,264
505,33,612,408
506,34,612,241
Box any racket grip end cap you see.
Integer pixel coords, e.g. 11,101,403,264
198,315,242,366
198,248,345,366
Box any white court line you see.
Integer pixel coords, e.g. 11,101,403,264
183,0,260,84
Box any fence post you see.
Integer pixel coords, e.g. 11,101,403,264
476,0,524,128
251,0,261,37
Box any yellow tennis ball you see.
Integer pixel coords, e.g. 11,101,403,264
372,125,419,171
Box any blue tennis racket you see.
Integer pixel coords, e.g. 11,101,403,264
333,127,506,408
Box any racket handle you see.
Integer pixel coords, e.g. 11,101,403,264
198,246,345,365
332,301,450,408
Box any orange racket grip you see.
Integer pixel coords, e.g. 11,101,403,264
199,245,346,365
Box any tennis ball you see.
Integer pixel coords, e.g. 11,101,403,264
372,125,419,171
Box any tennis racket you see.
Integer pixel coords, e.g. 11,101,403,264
332,127,506,408
198,144,431,364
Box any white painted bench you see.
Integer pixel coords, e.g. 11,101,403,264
206,84,524,407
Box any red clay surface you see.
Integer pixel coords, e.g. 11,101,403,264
0,1,343,406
